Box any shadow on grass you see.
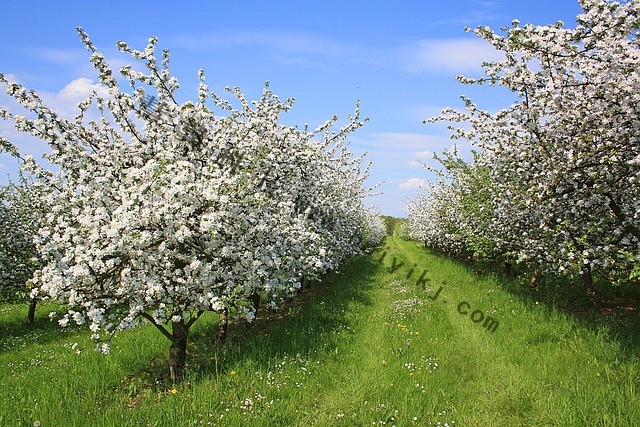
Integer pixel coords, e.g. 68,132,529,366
187,253,380,380
1,250,382,399
496,272,640,361
123,252,383,391
412,241,640,362
0,302,82,352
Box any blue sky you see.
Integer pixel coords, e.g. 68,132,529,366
0,0,583,217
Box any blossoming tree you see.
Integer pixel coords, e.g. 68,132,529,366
0,177,47,323
0,28,379,381
410,0,640,304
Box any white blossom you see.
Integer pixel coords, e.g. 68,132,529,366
410,0,640,285
0,27,380,373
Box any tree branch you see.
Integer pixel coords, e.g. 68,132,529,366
140,312,173,341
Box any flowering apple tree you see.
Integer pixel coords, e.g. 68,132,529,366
0,28,377,381
360,207,386,249
410,0,640,304
0,177,48,323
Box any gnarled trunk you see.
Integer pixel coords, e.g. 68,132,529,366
169,320,188,383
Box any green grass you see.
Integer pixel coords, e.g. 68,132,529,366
2,237,639,426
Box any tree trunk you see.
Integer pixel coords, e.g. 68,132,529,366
169,320,188,383
581,264,600,308
530,265,540,291
215,307,228,347
503,262,513,276
250,292,261,319
27,298,37,324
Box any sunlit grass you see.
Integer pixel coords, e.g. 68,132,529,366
2,237,639,426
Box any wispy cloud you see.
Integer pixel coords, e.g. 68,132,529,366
422,1,503,29
349,131,475,193
399,177,425,190
349,131,461,171
400,38,503,74
352,132,453,150
425,11,502,28
20,43,149,82
401,104,451,123
26,47,85,65
171,29,349,60
168,28,386,72
171,28,502,75
416,150,434,159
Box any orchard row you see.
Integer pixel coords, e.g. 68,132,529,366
0,28,385,381
408,0,640,304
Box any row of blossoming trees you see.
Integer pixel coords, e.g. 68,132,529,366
408,0,640,305
0,178,47,323
0,28,385,381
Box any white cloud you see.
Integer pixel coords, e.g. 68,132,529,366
349,131,464,172
1,76,110,118
401,38,504,74
399,177,425,190
352,132,453,150
0,77,112,164
415,150,434,159
39,77,111,119
406,151,434,168
57,77,109,100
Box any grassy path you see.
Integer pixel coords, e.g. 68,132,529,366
2,237,639,426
